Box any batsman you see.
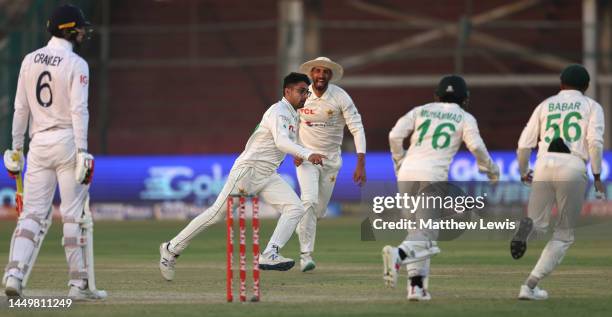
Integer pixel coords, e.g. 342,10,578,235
3,5,105,300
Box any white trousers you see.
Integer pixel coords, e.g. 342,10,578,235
397,168,447,278
528,153,587,280
5,129,89,288
295,153,341,254
170,163,306,255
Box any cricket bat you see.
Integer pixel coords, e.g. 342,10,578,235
11,152,23,216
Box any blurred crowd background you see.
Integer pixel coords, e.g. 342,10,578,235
1,0,610,155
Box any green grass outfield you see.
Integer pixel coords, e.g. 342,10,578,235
0,218,611,317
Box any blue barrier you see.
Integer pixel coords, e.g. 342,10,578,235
0,151,609,204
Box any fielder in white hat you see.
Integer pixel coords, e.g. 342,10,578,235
294,56,367,272
299,57,344,83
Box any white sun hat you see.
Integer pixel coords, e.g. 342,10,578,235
299,56,344,82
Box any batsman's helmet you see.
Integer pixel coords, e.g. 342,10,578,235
47,4,91,38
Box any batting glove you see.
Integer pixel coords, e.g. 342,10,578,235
75,149,95,185
3,149,24,179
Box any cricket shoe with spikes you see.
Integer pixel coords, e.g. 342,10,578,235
300,253,316,272
518,284,548,300
4,276,23,298
68,285,107,301
407,284,431,301
259,246,295,271
159,242,179,281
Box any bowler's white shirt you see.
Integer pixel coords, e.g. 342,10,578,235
235,98,313,173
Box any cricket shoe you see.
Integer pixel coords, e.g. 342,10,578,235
407,285,431,301
518,285,548,300
259,247,295,271
159,242,179,281
511,217,533,259
4,276,23,298
68,285,108,301
300,253,316,272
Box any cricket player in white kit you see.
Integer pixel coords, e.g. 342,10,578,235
294,57,366,272
159,73,327,279
382,75,499,301
2,5,105,300
512,64,606,300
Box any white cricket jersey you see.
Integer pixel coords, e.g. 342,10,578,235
390,102,495,177
234,98,313,173
12,37,90,150
298,84,366,155
518,89,605,172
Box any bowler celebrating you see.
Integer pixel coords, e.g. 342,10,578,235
159,73,327,279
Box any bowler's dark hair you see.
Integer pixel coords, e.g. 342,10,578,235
283,72,310,90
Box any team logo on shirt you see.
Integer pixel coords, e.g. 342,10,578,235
327,109,334,117
80,75,88,86
304,121,327,127
300,109,315,115
280,115,291,125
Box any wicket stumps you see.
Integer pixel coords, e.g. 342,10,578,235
226,195,260,302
